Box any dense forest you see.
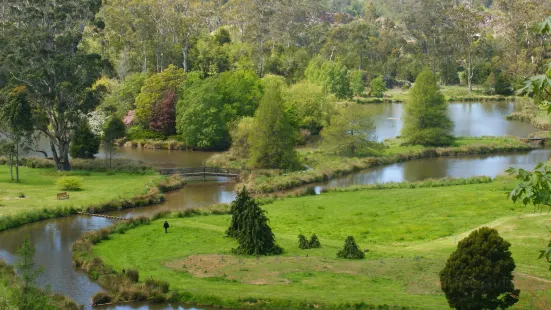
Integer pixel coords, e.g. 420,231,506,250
2,0,551,169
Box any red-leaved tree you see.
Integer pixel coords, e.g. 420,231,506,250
149,89,177,136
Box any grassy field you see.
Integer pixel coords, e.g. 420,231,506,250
93,179,551,309
0,166,160,217
376,86,512,103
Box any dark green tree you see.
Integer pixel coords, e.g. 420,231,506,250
248,80,300,169
103,118,126,171
439,227,519,310
337,236,365,259
298,234,310,249
226,187,256,238
401,70,454,146
228,187,283,256
70,120,100,159
0,0,106,171
350,70,366,96
309,233,321,248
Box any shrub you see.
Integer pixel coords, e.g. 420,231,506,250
309,233,321,248
125,269,139,283
298,233,321,249
92,292,112,306
145,279,170,293
439,227,519,309
337,236,365,259
495,74,513,96
298,234,310,249
56,176,83,191
70,120,100,159
127,127,166,141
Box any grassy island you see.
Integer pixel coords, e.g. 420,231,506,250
85,177,551,309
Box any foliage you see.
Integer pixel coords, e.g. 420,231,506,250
149,89,177,136
102,72,148,117
70,120,100,159
369,77,386,98
12,237,50,310
228,187,283,256
103,117,126,171
495,74,513,96
283,81,336,134
337,236,365,259
229,117,254,159
401,70,454,146
306,57,352,99
321,104,384,157
56,176,84,191
507,162,551,209
176,70,261,150
298,233,322,249
439,227,519,309
1,0,106,171
92,292,112,306
134,65,185,126
248,80,300,170
350,70,366,96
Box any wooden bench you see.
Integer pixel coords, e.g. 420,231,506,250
57,192,69,200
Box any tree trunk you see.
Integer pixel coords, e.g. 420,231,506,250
258,38,264,77
49,137,71,171
467,50,473,93
15,141,19,183
8,152,13,182
182,33,189,72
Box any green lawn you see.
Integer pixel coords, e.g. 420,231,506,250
0,166,160,217
93,179,551,309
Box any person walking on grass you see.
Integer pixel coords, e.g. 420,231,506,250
163,221,170,233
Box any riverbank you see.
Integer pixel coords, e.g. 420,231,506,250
357,86,514,103
82,177,551,309
506,101,551,132
0,259,81,309
0,166,186,231
209,136,534,194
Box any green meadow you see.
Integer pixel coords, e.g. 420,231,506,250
0,166,160,217
93,178,551,309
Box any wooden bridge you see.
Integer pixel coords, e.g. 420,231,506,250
158,167,242,179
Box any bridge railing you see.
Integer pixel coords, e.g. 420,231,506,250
159,167,242,177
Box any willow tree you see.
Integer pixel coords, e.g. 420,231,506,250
0,0,106,171
401,70,454,146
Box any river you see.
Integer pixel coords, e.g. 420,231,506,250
0,101,548,309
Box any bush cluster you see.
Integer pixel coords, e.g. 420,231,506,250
298,233,322,249
56,176,84,191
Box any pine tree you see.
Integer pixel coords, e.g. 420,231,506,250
337,236,365,259
401,70,454,146
309,233,321,248
440,227,519,310
70,120,100,159
298,234,310,249
226,187,256,238
248,80,299,170
228,187,282,256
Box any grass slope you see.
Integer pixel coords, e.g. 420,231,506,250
93,179,551,309
0,166,159,217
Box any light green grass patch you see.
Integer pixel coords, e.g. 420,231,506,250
94,180,551,309
0,166,160,217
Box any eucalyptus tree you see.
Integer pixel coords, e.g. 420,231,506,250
0,0,107,171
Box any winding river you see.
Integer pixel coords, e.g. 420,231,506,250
0,101,549,309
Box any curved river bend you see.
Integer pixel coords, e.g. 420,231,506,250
0,101,549,309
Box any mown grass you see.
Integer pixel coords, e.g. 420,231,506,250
376,86,513,103
0,166,160,218
92,179,551,309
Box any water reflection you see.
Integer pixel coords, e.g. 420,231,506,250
366,101,536,141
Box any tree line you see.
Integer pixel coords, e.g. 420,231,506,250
2,0,551,171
